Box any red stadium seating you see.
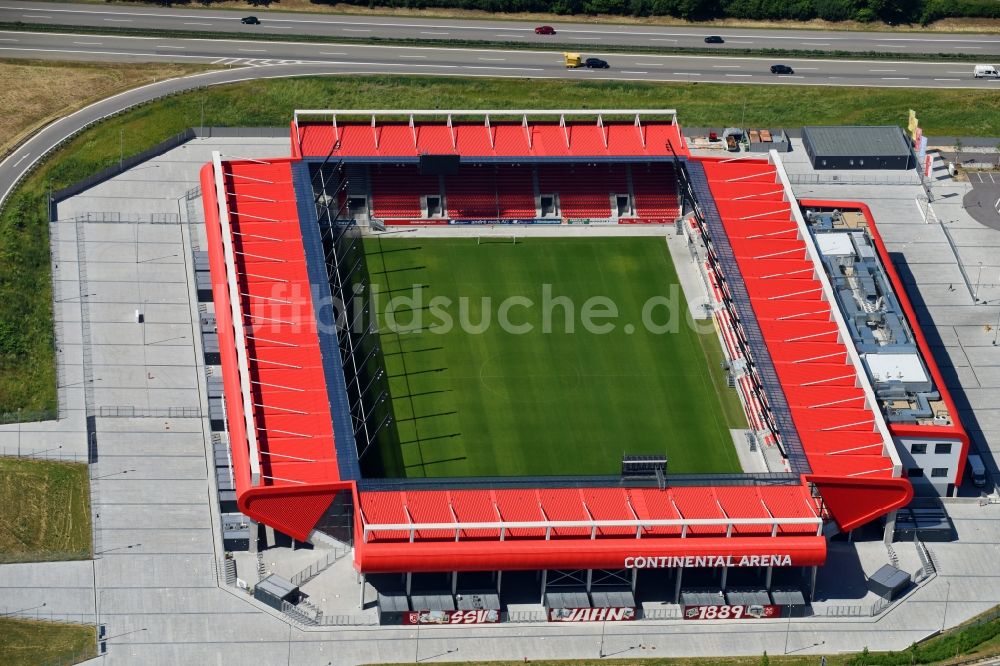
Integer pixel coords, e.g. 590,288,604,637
632,163,681,221
370,165,440,219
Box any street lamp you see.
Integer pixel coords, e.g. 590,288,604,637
783,604,795,654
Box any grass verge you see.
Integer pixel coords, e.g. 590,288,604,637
0,58,211,160
2,21,994,61
364,236,743,478
3,71,1000,415
0,458,91,563
0,618,96,666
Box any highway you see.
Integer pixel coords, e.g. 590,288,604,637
2,0,999,56
2,30,999,89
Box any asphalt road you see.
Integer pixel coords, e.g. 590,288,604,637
3,29,1000,90
2,0,1000,56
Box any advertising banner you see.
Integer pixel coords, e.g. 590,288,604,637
925,154,933,177
548,607,636,622
917,135,928,163
683,604,782,620
404,609,500,625
448,218,560,226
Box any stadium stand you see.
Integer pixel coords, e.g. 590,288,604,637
370,164,441,219
632,163,681,222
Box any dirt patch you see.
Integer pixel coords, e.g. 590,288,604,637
0,59,210,160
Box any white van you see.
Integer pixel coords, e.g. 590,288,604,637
974,65,999,79
967,454,988,487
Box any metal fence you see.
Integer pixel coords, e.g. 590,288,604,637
289,546,351,587
0,409,57,425
48,126,287,206
60,212,181,224
0,446,87,462
1,608,97,624
98,406,202,418
786,173,919,186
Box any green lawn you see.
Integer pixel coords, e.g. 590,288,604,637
361,236,744,478
0,458,91,563
0,618,96,666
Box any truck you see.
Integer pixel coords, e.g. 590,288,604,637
564,53,582,68
967,454,988,488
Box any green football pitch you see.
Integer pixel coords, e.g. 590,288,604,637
360,235,745,478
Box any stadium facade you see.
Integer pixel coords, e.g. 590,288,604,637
200,110,967,618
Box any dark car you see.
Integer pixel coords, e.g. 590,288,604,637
770,64,794,74
535,25,556,35
584,57,609,69
241,16,260,24
704,35,724,43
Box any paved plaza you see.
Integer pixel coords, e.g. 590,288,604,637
0,135,998,665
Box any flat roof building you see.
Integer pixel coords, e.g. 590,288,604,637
802,126,915,170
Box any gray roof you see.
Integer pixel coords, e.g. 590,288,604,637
869,564,911,590
803,126,911,158
255,574,298,598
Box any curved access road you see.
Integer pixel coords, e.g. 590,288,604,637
2,0,999,56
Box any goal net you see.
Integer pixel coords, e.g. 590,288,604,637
477,234,518,245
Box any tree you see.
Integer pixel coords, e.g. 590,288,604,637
760,650,770,666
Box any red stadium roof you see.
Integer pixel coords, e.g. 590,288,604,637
293,110,688,160
198,114,972,574
698,157,913,529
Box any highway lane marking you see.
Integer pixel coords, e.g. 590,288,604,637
725,73,752,77
876,44,906,48
727,40,753,44
779,75,804,78
477,57,505,61
462,65,543,71
22,14,51,18
7,5,1000,47
399,55,426,58
495,34,520,38
947,71,970,74
870,69,896,72
343,28,371,32
156,45,186,49
320,52,347,55
11,153,29,168
712,65,741,68
934,78,960,81
673,72,701,75
634,62,663,66
184,22,211,26
794,67,818,70
0,29,976,67
103,18,132,22
238,48,267,52
807,43,830,46
620,70,647,74
570,37,601,40
0,37,17,41
419,31,449,35
650,38,676,42
73,41,102,45
881,77,910,80
958,46,982,49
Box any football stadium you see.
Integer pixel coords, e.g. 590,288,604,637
200,110,969,623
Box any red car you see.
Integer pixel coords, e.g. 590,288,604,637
535,25,556,35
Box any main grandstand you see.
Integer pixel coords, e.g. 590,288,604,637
201,110,968,620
